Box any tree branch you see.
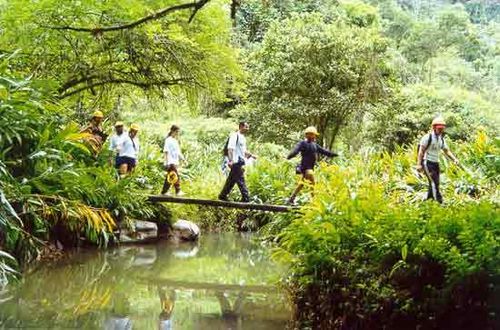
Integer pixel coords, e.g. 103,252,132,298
46,0,211,34
59,77,196,99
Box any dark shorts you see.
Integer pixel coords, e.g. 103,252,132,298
115,156,136,169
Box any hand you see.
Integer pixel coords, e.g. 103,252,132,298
227,160,233,168
416,164,423,172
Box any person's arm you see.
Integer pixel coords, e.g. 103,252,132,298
227,133,237,164
287,141,303,160
317,145,338,158
416,134,429,171
244,151,256,159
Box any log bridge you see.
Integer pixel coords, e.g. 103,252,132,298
148,195,296,213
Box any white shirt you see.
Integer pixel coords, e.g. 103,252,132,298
227,131,247,163
163,136,183,165
419,132,448,163
108,131,127,153
119,135,140,159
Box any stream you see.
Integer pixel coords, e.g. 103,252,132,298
0,233,291,329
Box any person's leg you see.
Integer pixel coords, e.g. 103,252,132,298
128,158,137,173
304,169,315,197
423,160,434,200
161,165,173,194
161,173,171,194
424,161,441,202
288,175,305,204
172,165,181,194
119,163,128,178
219,166,237,200
430,162,443,203
235,165,250,202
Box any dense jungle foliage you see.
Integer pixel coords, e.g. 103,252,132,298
0,0,499,328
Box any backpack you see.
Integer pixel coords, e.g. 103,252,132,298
222,133,239,156
417,133,445,160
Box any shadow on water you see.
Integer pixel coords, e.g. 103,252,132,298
0,233,291,329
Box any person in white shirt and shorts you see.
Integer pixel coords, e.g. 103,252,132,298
161,125,185,196
116,123,140,178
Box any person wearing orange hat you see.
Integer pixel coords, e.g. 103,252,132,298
81,110,108,152
116,123,140,177
286,126,338,205
416,116,460,203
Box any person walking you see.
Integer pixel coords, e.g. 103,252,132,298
416,116,460,204
287,126,338,205
161,125,185,196
116,123,140,178
81,110,108,152
109,121,127,167
218,121,256,203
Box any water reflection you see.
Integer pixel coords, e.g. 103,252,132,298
0,233,290,329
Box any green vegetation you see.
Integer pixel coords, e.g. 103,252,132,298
0,0,499,327
270,131,499,328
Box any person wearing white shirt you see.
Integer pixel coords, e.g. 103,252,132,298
416,116,460,204
109,121,127,167
161,125,185,196
218,121,256,202
116,123,140,178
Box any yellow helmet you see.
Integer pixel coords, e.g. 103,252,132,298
431,117,446,127
130,123,140,131
304,126,319,136
92,110,104,118
114,121,124,127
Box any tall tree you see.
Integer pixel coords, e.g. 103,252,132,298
235,10,394,148
0,0,241,105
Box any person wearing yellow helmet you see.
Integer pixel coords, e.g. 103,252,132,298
286,126,338,205
416,116,460,203
108,121,127,167
81,110,108,152
115,123,140,177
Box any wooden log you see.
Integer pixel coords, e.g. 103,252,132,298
148,195,296,213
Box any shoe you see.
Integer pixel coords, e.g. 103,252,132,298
162,192,172,196
176,191,185,197
218,195,228,201
286,198,297,206
240,199,250,203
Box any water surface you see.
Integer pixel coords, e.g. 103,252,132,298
0,233,290,329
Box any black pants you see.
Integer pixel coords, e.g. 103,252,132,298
161,164,180,194
423,160,443,204
219,163,249,202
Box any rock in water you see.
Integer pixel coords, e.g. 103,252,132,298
172,220,200,241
